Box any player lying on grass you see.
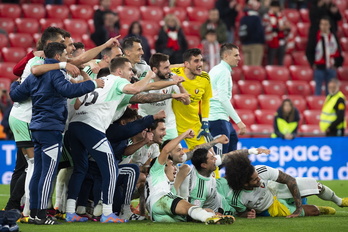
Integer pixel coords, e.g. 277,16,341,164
145,129,235,224
220,150,348,218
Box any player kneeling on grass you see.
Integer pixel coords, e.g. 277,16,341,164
222,151,348,218
145,129,235,224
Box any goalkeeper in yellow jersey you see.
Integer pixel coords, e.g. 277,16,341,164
171,48,213,150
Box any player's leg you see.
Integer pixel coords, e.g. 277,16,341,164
317,182,348,207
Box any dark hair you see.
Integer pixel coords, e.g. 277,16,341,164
148,118,165,131
109,57,131,72
115,107,138,124
37,26,64,50
160,139,172,150
183,48,202,62
320,16,331,23
128,21,143,35
270,0,280,7
73,42,85,50
280,99,295,122
220,43,239,59
205,29,217,36
97,67,111,78
43,42,67,59
60,29,71,38
224,153,255,190
101,47,112,57
122,36,142,51
149,53,169,69
191,148,209,172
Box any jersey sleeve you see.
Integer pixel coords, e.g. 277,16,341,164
116,78,131,94
255,165,279,181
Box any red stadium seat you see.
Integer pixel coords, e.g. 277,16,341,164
46,5,70,20
231,67,242,82
289,65,313,82
116,6,141,24
340,37,348,51
242,65,266,81
262,80,287,96
146,0,167,6
77,0,99,6
0,62,17,81
186,7,209,23
140,20,160,36
87,19,95,34
337,67,348,81
110,0,124,8
291,51,310,67
299,8,309,23
40,19,64,31
303,109,321,125
124,0,146,6
70,5,94,20
182,21,201,37
237,80,263,96
343,51,348,66
334,0,347,12
0,34,9,48
163,7,187,22
250,124,273,138
257,94,282,110
286,80,311,95
193,0,215,10
295,36,308,51
306,95,326,110
282,95,307,112
63,0,77,5
299,124,323,137
265,65,290,81
340,81,348,96
63,19,88,36
284,54,293,68
33,33,41,44
8,33,34,49
175,0,192,8
296,22,310,38
0,4,22,19
1,47,26,63
345,9,348,22
0,77,11,92
21,4,46,19
119,22,131,37
232,83,239,94
0,18,15,34
140,6,164,22
82,34,96,49
144,35,155,49
186,35,200,49
254,109,275,125
235,109,255,125
232,94,258,110
283,9,300,24
15,18,40,35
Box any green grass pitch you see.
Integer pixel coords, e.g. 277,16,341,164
1,180,348,232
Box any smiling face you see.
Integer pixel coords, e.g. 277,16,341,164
118,61,134,81
154,60,171,80
64,37,76,58
169,144,186,164
245,170,261,188
165,159,177,182
224,48,241,68
203,150,217,173
126,41,144,64
184,54,204,77
151,122,166,144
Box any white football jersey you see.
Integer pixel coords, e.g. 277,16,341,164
69,74,130,132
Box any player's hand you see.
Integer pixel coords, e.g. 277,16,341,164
154,110,166,120
237,121,246,135
185,129,195,139
105,35,121,48
196,120,213,142
66,63,80,78
95,79,104,88
171,74,184,84
33,50,45,58
286,208,302,218
256,148,270,155
145,70,156,80
246,209,256,219
213,134,229,144
172,93,190,103
144,132,154,144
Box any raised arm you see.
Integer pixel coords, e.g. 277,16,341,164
158,129,195,165
142,75,183,91
221,148,270,164
122,70,154,94
276,170,303,218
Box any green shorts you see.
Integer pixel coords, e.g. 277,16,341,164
152,193,186,222
9,116,34,148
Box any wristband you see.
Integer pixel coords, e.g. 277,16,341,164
59,62,67,69
248,148,258,155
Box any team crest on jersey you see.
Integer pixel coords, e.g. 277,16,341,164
195,89,199,94
162,89,168,94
